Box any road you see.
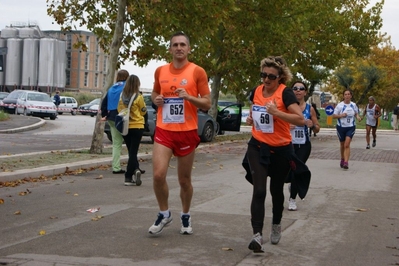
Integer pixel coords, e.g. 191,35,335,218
0,131,398,265
0,114,155,155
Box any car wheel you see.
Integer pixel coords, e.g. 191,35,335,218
200,121,214,142
50,115,56,120
71,109,77,116
58,112,63,115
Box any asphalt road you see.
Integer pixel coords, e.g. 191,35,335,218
0,128,398,265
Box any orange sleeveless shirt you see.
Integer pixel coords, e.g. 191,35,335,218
251,84,292,146
154,62,209,132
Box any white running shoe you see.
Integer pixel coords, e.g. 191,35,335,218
288,198,297,211
180,214,193,235
248,232,264,253
270,224,281,245
148,212,173,235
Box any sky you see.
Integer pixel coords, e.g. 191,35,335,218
0,0,398,89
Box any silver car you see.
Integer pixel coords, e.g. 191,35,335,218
15,91,57,120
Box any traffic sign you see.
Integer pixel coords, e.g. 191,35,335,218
325,105,334,116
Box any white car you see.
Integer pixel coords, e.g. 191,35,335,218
16,91,57,120
57,96,78,115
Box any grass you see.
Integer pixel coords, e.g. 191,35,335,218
0,132,252,172
0,110,9,121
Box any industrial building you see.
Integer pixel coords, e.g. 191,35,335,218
0,24,108,95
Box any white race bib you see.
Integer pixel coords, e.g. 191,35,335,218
162,98,185,123
252,105,274,133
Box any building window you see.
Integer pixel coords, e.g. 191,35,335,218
103,56,107,72
94,73,98,87
84,72,88,87
85,35,90,51
85,54,89,70
103,74,106,87
67,34,72,50
67,52,71,69
96,39,100,52
95,55,99,71
66,70,70,86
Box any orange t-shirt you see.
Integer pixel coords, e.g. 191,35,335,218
251,83,292,146
153,62,210,132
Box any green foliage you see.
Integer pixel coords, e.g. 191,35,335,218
0,110,9,121
59,92,98,106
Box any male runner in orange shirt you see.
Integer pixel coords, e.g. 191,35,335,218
148,32,211,235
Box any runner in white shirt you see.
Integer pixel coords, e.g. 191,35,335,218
332,89,362,170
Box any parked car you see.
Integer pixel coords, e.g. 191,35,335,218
1,90,24,114
57,96,78,115
104,94,242,143
79,98,100,116
15,91,57,120
0,92,9,111
88,104,99,117
217,100,243,135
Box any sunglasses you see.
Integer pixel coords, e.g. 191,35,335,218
292,86,306,91
260,72,279,80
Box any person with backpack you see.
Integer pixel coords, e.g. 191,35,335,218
53,91,61,112
100,70,130,175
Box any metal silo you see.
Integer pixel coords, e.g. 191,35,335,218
38,38,56,90
22,38,40,89
5,38,23,88
18,27,41,39
0,27,19,38
0,38,6,90
56,40,66,89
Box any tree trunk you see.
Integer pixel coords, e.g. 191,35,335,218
89,0,127,154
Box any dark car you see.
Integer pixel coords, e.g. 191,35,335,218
104,95,242,143
1,90,24,114
0,92,9,111
217,100,242,135
78,98,101,116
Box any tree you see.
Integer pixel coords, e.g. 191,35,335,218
47,0,384,151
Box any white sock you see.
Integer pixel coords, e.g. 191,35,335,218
181,212,190,217
160,210,170,218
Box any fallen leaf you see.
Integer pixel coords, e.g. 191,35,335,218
49,216,58,219
73,193,79,196
222,247,234,251
39,230,46,235
355,208,368,212
0,198,4,204
14,211,21,215
95,175,103,179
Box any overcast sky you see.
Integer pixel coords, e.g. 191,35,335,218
0,0,398,89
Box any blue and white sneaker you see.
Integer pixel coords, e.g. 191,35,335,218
180,214,193,235
148,212,173,235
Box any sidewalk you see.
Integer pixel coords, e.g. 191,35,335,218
1,115,399,265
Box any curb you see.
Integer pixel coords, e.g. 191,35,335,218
0,117,46,134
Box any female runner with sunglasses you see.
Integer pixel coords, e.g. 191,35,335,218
245,56,309,253
287,81,320,211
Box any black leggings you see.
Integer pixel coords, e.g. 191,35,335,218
123,128,144,179
246,144,291,235
291,141,312,199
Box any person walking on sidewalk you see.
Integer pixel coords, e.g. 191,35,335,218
393,103,399,131
53,91,61,113
117,74,147,186
148,32,211,235
244,56,307,253
287,81,320,211
362,96,381,149
101,69,129,175
332,89,362,170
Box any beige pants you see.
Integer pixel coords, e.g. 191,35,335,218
393,114,398,130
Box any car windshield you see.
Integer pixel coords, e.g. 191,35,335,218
90,98,100,105
7,90,23,99
27,93,52,102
